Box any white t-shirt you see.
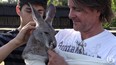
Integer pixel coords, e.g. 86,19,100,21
55,29,116,64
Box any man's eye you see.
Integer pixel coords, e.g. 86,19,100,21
26,10,32,13
73,7,83,12
75,8,82,12
25,8,32,13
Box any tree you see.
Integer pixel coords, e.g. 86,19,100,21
48,0,67,6
108,0,116,29
112,0,116,11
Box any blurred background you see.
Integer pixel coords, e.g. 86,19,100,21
0,0,116,65
0,0,116,30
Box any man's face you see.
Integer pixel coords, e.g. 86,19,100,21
19,4,45,27
68,0,101,32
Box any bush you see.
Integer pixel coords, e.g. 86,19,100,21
110,17,116,27
103,12,116,29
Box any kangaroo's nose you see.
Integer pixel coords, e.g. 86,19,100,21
49,41,56,49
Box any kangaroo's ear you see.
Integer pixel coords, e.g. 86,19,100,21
44,4,56,26
16,5,21,16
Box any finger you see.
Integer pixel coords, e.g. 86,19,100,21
21,26,35,34
22,22,36,31
28,21,36,26
23,22,36,36
48,49,57,57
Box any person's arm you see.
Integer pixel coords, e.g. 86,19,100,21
0,21,36,63
48,50,68,65
0,39,22,63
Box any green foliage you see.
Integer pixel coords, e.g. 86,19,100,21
112,0,116,11
103,0,116,29
103,22,111,29
103,17,116,29
58,0,67,6
110,0,116,28
110,16,116,26
48,0,67,6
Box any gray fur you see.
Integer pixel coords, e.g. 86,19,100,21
22,3,56,63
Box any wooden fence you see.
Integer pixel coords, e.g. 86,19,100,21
0,4,116,36
0,4,73,29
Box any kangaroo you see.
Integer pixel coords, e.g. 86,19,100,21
22,3,57,65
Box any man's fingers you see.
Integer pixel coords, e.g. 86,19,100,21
48,50,56,57
27,21,36,26
22,22,36,32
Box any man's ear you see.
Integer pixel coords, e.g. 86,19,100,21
16,5,21,16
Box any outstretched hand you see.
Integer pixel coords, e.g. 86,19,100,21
14,21,36,46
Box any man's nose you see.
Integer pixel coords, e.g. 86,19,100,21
68,9,75,19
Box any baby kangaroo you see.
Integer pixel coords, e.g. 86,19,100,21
22,3,56,65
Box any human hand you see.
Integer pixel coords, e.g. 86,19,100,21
13,21,36,46
47,50,68,65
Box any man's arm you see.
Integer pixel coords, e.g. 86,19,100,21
0,39,22,63
0,21,36,63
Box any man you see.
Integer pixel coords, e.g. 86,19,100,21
0,0,48,65
0,21,36,63
48,0,116,65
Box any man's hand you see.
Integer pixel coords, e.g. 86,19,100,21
14,21,36,46
48,50,68,65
